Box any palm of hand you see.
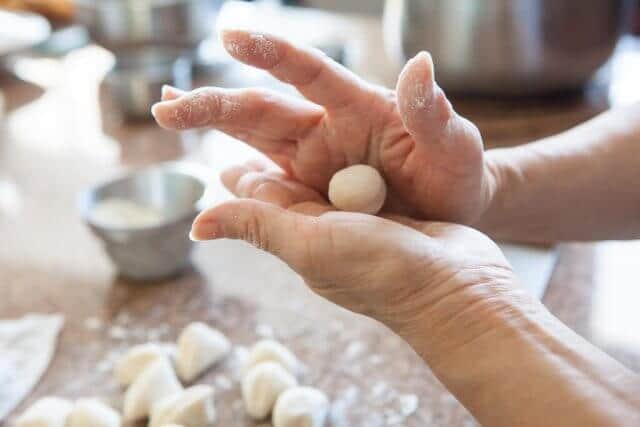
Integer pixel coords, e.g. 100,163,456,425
289,89,487,221
210,159,513,334
153,30,492,224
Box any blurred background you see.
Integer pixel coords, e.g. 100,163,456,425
2,0,640,142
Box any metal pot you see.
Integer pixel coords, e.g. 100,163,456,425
74,0,222,48
384,0,633,95
104,46,192,120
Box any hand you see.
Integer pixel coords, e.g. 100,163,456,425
152,29,496,223
190,160,524,362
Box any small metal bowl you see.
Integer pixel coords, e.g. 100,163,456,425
79,162,210,281
104,46,192,120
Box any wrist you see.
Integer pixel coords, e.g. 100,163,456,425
474,148,524,238
406,274,640,427
407,271,545,371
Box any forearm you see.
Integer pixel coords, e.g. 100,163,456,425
409,278,640,427
478,103,640,243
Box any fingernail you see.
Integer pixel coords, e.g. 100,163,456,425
417,51,435,79
189,220,219,242
161,84,185,100
150,102,164,119
220,28,247,38
189,229,204,242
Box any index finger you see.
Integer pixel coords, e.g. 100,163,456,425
221,29,370,110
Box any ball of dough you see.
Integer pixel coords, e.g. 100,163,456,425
67,399,120,427
123,357,182,422
328,165,387,215
176,322,231,383
15,397,73,427
273,387,330,427
242,362,298,419
149,385,215,427
243,339,299,377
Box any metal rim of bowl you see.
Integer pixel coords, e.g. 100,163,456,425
79,161,211,233
105,46,193,81
74,0,203,7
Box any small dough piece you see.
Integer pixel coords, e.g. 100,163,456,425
149,394,181,427
242,362,298,419
15,397,73,427
123,358,182,422
328,165,387,215
176,322,231,383
67,399,121,427
149,385,215,427
273,387,330,427
115,343,167,387
243,340,299,377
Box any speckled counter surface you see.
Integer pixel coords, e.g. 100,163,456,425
1,43,639,426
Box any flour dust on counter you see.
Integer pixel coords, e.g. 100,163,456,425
8,282,473,426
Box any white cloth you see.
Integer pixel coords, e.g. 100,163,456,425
0,314,64,421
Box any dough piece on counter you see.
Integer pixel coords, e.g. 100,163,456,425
123,358,182,422
0,314,64,422
149,385,215,427
328,165,387,215
243,339,299,377
273,387,330,427
115,343,167,387
242,362,297,419
15,397,73,427
149,394,180,427
67,399,121,427
160,425,184,427
176,322,231,383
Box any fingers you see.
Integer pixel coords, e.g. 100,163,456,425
395,51,483,172
221,160,326,208
151,86,323,151
396,52,454,143
221,29,369,110
191,199,321,272
161,85,186,101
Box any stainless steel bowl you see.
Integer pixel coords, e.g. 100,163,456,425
384,0,633,95
79,162,210,281
104,46,192,120
74,0,222,48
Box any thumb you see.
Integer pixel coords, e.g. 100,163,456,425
396,52,482,162
190,199,318,271
161,85,186,101
396,52,452,140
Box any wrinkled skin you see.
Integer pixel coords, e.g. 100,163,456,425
152,29,520,355
189,159,521,351
153,30,495,223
